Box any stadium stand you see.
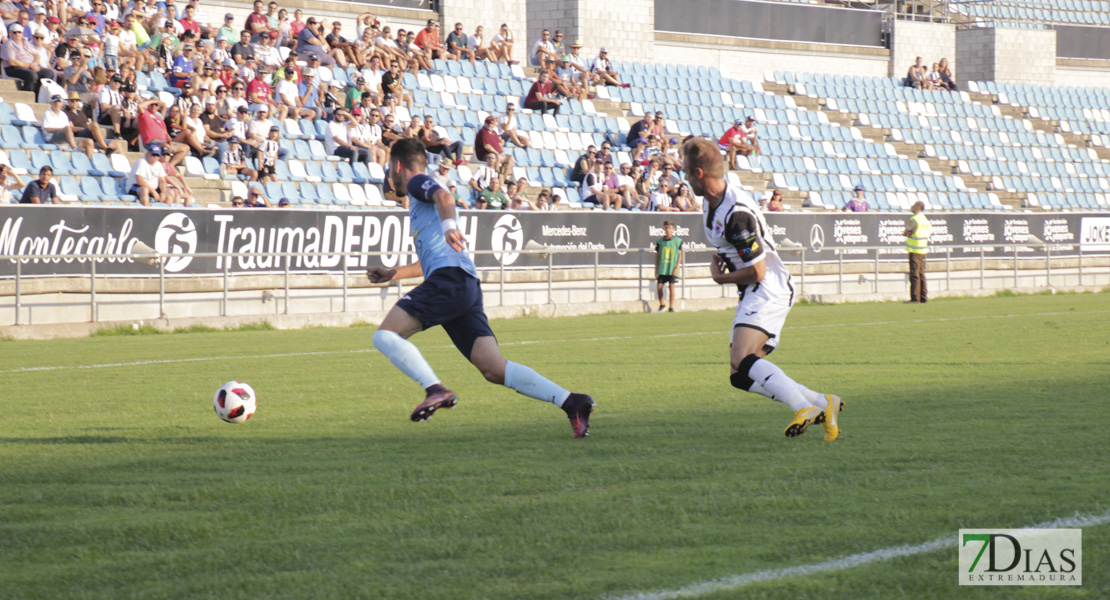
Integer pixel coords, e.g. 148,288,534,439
1,0,1109,214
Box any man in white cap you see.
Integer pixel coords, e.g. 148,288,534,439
2,23,54,94
590,46,628,88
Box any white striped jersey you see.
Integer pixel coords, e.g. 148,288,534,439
701,184,794,302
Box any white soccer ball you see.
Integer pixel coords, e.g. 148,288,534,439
214,381,257,424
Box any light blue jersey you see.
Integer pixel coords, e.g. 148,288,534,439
406,174,477,278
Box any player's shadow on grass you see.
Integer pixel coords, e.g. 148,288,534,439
0,435,225,445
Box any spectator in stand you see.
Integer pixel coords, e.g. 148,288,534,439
629,137,647,164
742,116,761,155
274,66,301,119
414,19,454,62
230,195,245,206
924,63,941,91
41,94,78,151
327,108,369,165
595,141,614,166
245,0,268,42
670,183,697,212
326,20,355,68
590,47,629,88
201,98,230,159
65,92,124,154
468,152,498,201
381,112,404,146
649,111,666,138
551,30,567,59
298,18,336,67
718,118,753,170
221,136,258,180
138,98,189,166
552,56,586,101
170,42,196,87
479,176,509,209
937,57,956,91
766,190,785,212
419,115,464,166
627,112,652,148
216,12,235,41
381,59,414,111
498,102,529,148
529,28,557,67
473,115,514,177
524,70,561,115
607,162,642,210
160,151,193,205
246,64,274,113
244,188,270,207
19,165,58,204
247,104,283,159
905,56,927,89
570,145,595,185
468,25,493,62
297,67,322,119
583,161,619,210
255,30,283,70
0,164,25,205
3,24,56,94
843,185,869,212
256,125,280,182
231,29,253,65
125,146,168,205
565,40,593,91
446,22,473,65
432,160,453,189
489,23,515,65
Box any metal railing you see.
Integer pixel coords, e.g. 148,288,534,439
1,243,1106,327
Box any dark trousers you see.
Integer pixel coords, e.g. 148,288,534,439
427,141,463,162
335,146,370,165
4,65,52,94
909,252,927,302
525,100,560,115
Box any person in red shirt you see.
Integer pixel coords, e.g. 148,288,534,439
473,116,514,178
524,70,561,115
178,5,201,37
413,19,455,61
246,66,274,112
717,119,752,170
245,0,270,42
137,99,190,166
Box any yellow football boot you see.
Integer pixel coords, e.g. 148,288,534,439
784,405,821,437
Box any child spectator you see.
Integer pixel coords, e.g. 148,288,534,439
654,221,683,312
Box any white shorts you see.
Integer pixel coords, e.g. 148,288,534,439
731,290,792,353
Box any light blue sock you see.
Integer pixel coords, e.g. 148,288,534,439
504,361,571,408
372,329,439,389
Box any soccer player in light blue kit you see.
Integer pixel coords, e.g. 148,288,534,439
367,139,596,438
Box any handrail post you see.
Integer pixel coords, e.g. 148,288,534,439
637,249,643,302
222,256,229,317
342,254,349,313
593,251,599,303
945,247,951,291
547,252,553,304
1045,244,1051,289
90,258,97,323
499,257,504,306
283,254,290,315
14,260,20,326
158,258,165,319
980,247,985,290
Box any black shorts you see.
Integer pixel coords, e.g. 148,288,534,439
258,165,275,179
395,266,495,359
657,274,677,284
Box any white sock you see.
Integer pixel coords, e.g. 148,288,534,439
797,384,829,410
748,358,812,412
372,329,440,390
504,361,571,408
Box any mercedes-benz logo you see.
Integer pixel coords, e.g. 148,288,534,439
613,223,630,255
809,224,825,253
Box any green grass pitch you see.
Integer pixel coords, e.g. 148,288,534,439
1,292,1108,599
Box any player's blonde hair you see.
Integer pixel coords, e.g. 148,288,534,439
682,137,724,179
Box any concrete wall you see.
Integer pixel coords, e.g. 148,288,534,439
575,0,654,66
993,28,1057,85
890,20,956,79
656,41,889,83
525,0,579,63
443,0,528,63
957,27,1058,89
1055,64,1110,89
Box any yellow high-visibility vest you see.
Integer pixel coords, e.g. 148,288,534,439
906,212,931,254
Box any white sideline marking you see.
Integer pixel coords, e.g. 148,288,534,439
1,309,1106,376
607,509,1110,600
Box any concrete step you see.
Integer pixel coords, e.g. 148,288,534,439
854,125,889,140
887,141,923,157
791,95,823,111
922,157,956,174
1092,146,1110,161
821,109,857,128
762,82,789,95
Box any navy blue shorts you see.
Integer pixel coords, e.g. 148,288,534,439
396,266,495,359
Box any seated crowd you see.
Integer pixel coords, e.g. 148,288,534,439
904,56,957,91
1,0,659,209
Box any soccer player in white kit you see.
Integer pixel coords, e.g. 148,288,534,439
682,138,842,440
